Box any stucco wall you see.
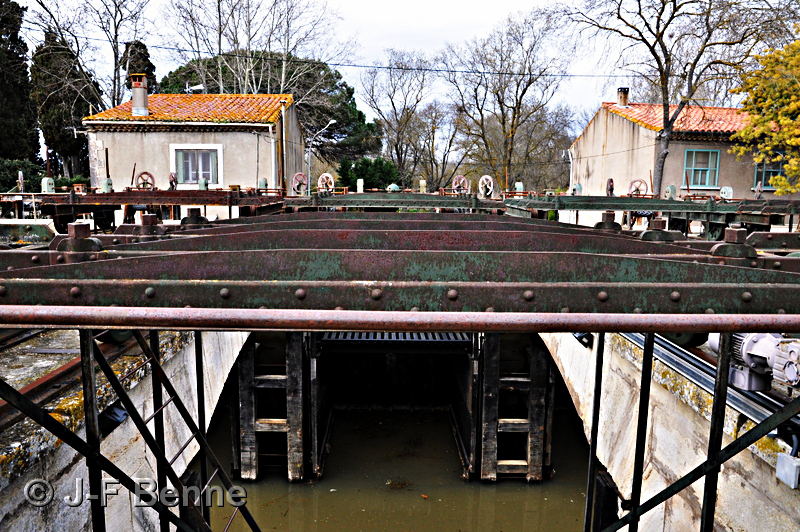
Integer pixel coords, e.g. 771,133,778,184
87,130,276,192
539,332,800,531
570,109,658,197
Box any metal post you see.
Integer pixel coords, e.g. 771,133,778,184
583,332,605,532
700,332,732,532
194,331,209,524
79,329,106,532
628,332,655,532
149,330,168,532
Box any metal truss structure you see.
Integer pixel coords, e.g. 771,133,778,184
1,195,800,531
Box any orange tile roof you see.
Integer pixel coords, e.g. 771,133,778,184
84,94,293,123
602,102,748,134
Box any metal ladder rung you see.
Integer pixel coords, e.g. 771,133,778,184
497,459,528,474
224,507,241,532
254,418,289,432
199,467,220,498
254,375,287,388
144,395,175,424
169,431,198,466
119,356,153,382
498,418,531,432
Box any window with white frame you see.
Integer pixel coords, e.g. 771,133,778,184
753,157,784,190
683,150,720,188
170,144,223,185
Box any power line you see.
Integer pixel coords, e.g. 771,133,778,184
21,24,653,80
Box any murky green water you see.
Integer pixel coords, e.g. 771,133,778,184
202,406,588,531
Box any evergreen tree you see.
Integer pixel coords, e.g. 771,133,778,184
121,40,157,92
30,30,103,178
160,53,381,163
0,0,39,161
337,157,398,190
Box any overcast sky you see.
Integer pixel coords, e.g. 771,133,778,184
19,0,618,119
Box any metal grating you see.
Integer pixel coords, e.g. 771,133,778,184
321,331,472,343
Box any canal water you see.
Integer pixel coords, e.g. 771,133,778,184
198,379,589,531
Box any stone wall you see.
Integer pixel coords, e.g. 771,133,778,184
539,332,800,530
0,331,248,530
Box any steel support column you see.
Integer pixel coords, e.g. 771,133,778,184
700,332,732,531
194,330,209,524
149,331,168,532
583,332,605,532
628,332,655,532
79,329,105,532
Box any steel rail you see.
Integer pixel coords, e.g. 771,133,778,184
620,333,800,429
2,307,800,332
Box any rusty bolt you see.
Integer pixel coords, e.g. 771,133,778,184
670,291,681,302
723,227,747,244
219,288,231,299
0,285,6,296
774,261,782,269
597,291,609,302
650,218,667,230
741,291,753,302
30,255,39,264
295,288,307,300
522,290,535,301
370,288,383,300
447,289,459,301
70,286,81,298
141,213,158,226
67,223,91,239
144,287,155,298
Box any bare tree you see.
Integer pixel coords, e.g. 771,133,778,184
415,101,471,190
440,10,567,190
168,0,351,100
85,0,150,107
570,0,794,194
361,50,432,185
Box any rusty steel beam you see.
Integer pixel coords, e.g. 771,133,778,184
106,229,704,255
2,306,800,332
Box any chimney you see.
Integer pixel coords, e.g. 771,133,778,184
617,87,630,107
130,73,149,116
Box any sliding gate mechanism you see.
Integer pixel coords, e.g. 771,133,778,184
2,205,800,530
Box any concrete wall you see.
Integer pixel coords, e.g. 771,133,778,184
539,332,800,530
0,331,248,531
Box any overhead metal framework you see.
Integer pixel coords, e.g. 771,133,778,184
1,200,800,530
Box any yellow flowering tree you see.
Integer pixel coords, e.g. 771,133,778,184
732,40,800,195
